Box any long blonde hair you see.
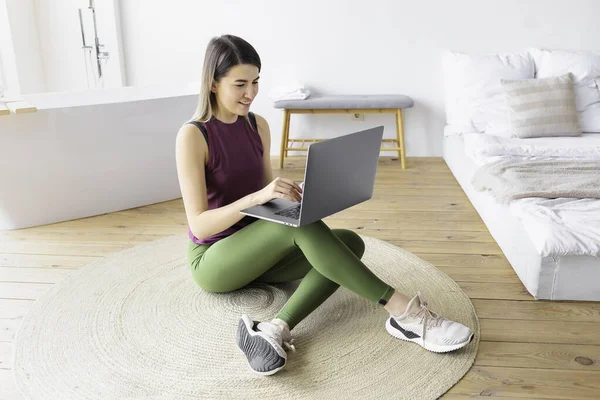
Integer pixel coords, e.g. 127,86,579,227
190,35,261,129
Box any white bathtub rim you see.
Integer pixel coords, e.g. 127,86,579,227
8,80,202,111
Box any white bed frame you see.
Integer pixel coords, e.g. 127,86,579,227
443,133,600,301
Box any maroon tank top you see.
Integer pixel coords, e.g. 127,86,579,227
186,113,264,245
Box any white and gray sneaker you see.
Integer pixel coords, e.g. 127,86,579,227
385,292,474,353
236,315,296,376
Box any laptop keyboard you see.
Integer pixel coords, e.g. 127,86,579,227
275,204,301,220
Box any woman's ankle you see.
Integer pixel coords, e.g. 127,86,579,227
271,318,291,332
384,290,412,316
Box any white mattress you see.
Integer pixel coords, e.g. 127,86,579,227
462,132,600,166
461,133,600,257
443,133,600,301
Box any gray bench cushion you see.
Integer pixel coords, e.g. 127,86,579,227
273,94,414,110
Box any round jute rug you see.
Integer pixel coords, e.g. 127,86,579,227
13,234,479,400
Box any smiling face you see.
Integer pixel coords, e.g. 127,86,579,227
211,63,260,122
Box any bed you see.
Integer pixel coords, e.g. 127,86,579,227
440,47,600,301
443,132,600,301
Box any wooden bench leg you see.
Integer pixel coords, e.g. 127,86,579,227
395,108,406,169
279,109,290,169
284,114,291,158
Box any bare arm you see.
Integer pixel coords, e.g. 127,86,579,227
175,124,259,241
254,113,275,187
254,114,304,190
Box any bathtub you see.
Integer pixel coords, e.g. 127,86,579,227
0,83,200,230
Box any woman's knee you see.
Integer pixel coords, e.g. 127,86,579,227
297,222,365,258
298,219,328,233
333,229,365,258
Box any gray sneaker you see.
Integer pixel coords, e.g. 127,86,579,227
236,315,296,375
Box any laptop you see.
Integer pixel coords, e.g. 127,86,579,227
240,125,384,227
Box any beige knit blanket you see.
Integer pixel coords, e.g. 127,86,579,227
471,159,600,204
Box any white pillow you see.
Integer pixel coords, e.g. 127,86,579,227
501,73,581,138
594,77,600,131
530,48,600,132
441,50,534,135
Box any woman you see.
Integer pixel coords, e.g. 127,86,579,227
175,34,473,376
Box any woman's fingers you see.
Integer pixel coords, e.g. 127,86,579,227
275,191,296,202
276,177,303,194
274,184,301,202
273,178,300,201
275,188,300,202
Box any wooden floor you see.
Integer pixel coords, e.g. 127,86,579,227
1,157,599,399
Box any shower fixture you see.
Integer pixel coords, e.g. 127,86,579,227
78,0,109,88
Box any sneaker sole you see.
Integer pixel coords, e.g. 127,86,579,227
385,318,474,353
235,315,286,376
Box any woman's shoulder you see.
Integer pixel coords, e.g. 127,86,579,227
176,122,209,154
251,113,270,135
251,112,268,127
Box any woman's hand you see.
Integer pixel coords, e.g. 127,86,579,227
254,177,303,205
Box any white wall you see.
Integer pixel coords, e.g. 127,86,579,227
118,0,600,157
0,0,20,96
34,0,125,92
34,0,86,92
2,0,45,94
2,0,125,94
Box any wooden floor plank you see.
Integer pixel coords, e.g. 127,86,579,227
0,300,35,320
0,283,54,301
0,343,12,370
416,253,511,269
386,240,503,255
455,282,531,301
329,215,487,232
447,366,600,399
0,254,98,269
334,227,497,243
0,369,20,400
0,320,20,343
480,319,600,345
0,268,73,284
473,299,600,323
436,267,521,284
476,341,600,371
0,242,146,257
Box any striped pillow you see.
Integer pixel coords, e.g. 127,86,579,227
501,73,581,138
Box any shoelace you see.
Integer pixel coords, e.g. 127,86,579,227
257,322,297,352
413,295,444,341
283,338,296,352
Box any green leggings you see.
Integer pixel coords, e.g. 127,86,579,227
187,219,395,330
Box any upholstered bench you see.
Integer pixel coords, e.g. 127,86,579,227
273,94,414,169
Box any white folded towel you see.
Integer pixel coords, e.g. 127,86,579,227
268,83,311,102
